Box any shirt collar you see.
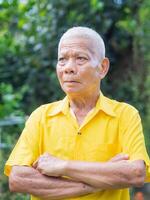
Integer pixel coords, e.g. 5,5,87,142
96,92,116,117
48,92,116,117
47,96,69,116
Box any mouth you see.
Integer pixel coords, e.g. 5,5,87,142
64,80,80,83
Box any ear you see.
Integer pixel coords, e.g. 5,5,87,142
98,57,110,79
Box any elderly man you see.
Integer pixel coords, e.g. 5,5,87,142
5,27,150,200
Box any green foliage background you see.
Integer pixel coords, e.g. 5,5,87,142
0,0,150,199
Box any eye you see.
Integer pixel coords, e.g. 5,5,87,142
58,57,66,65
76,56,88,64
58,57,65,61
77,56,87,61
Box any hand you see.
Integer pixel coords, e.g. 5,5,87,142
32,153,67,177
109,153,129,162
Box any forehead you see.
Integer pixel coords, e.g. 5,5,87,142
58,37,95,56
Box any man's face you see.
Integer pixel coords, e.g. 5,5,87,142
56,37,101,95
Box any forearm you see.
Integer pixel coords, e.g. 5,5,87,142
9,166,98,199
63,160,145,189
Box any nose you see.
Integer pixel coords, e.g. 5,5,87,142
64,58,76,74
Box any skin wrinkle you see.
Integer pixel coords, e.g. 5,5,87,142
59,37,103,63
59,41,97,58
58,27,105,62
58,48,99,69
58,38,100,68
56,34,109,116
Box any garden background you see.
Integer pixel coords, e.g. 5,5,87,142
0,0,150,199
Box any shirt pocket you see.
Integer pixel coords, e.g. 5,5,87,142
85,143,120,162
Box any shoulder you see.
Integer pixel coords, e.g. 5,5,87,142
104,96,142,133
26,99,64,123
105,96,139,118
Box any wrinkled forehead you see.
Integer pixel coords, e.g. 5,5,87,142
58,37,93,51
58,35,99,59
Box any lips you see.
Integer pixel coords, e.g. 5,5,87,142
64,80,79,83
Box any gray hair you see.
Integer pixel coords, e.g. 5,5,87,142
58,26,105,62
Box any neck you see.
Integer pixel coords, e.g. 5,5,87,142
68,90,100,112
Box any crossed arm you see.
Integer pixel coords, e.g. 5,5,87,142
9,153,146,199
9,166,97,199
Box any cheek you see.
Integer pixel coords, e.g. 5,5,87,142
56,73,63,85
90,59,99,68
56,67,62,78
80,67,99,81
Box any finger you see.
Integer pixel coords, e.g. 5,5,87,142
122,154,129,159
116,153,129,159
32,155,45,168
110,154,129,162
32,159,38,168
43,152,50,156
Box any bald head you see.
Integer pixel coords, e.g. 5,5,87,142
58,26,105,62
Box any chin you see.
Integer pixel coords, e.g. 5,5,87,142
63,87,82,95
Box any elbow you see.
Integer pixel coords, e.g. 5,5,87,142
130,163,146,187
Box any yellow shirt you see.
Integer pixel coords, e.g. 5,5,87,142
4,93,150,200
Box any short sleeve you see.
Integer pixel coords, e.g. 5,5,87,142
120,105,150,182
4,106,44,176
